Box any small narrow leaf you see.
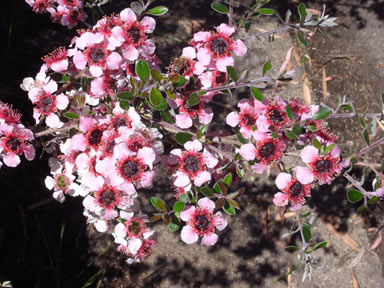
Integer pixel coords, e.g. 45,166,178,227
187,93,200,107
226,66,238,82
148,6,168,16
263,61,272,76
151,68,163,82
64,112,79,119
285,246,300,251
149,214,163,222
223,173,233,187
173,201,185,212
284,130,296,140
363,129,370,145
250,87,263,101
324,143,336,154
314,241,328,250
236,132,248,144
150,197,167,211
201,187,215,198
223,201,236,215
313,107,331,120
359,116,367,128
179,193,189,203
149,88,163,107
292,124,302,136
298,3,307,25
302,225,312,242
226,198,240,210
211,2,229,14
296,32,308,46
347,189,364,203
258,8,275,15
307,125,317,131
313,137,322,151
160,111,175,124
135,60,150,81
119,100,130,110
215,198,225,209
286,106,294,120
175,132,192,145
116,91,134,101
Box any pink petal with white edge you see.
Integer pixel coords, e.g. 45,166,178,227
107,52,123,70
141,16,156,33
123,45,139,61
216,56,234,72
214,211,228,231
91,78,105,97
289,202,303,211
301,145,319,164
138,147,156,168
175,113,193,129
256,116,270,132
102,209,119,220
180,205,196,222
95,220,109,233
197,197,215,211
139,170,156,188
181,225,199,244
194,171,211,187
226,111,241,127
56,94,69,110
294,166,314,185
194,62,206,76
24,145,35,161
275,173,292,190
201,233,218,246
234,39,247,56
79,116,97,132
53,191,65,203
330,146,341,158
70,134,87,152
273,192,289,207
197,48,211,65
198,108,214,125
90,65,103,77
203,149,218,168
120,8,137,23
182,47,196,59
199,71,213,88
73,51,87,70
44,176,55,190
173,171,191,187
109,26,125,48
51,60,68,73
44,80,58,94
251,163,268,174
239,143,257,161
83,195,96,212
239,127,253,139
114,223,127,238
252,130,269,142
168,149,182,165
194,31,210,42
184,140,202,152
46,114,62,128
216,23,235,35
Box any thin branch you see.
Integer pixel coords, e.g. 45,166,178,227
198,77,271,94
242,25,298,41
35,124,77,137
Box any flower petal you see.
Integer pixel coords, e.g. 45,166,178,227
181,225,198,244
180,205,196,222
197,197,215,211
201,233,218,246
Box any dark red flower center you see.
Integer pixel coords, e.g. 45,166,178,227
128,220,142,235
268,109,285,126
122,160,140,179
211,37,228,55
194,214,210,232
289,181,304,198
183,156,201,172
128,140,143,152
106,140,115,154
128,26,141,43
99,189,117,207
215,72,227,85
184,102,200,113
89,47,106,63
89,129,103,146
138,240,155,260
242,114,257,127
40,96,54,113
259,142,276,159
6,137,22,153
314,159,333,174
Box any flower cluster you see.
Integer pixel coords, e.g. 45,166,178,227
0,102,35,168
25,0,86,28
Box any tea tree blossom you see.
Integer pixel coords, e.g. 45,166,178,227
180,197,227,245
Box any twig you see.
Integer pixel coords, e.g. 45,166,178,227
35,124,77,137
242,25,298,41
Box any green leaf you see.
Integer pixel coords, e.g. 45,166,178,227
197,125,207,139
169,74,179,83
201,187,215,198
284,130,296,140
292,124,302,136
58,74,70,83
149,214,163,222
223,173,233,187
271,132,279,138
166,90,177,100
174,132,192,145
236,133,248,144
119,100,130,110
227,198,240,210
179,193,189,203
250,87,263,101
359,116,367,128
168,215,180,231
300,211,311,218
298,3,307,25
148,6,168,16
368,196,378,204
226,66,238,82
324,143,336,154
258,8,275,15
131,1,143,15
302,225,312,242
313,107,331,120
173,201,185,212
151,69,163,82
223,200,236,215
150,197,167,211
175,76,186,87
215,198,225,209
347,189,364,203
135,60,150,81
314,241,328,250
211,2,229,14
116,91,134,101
363,129,370,145
286,106,294,120
149,88,162,106
285,246,300,251
187,93,200,107
307,124,317,131
263,61,272,76
160,111,175,124
64,112,79,119
296,31,308,46
313,137,322,151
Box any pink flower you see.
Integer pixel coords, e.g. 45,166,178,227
174,97,213,129
273,172,312,211
180,197,227,245
256,98,289,132
43,47,68,73
169,140,218,187
299,145,348,185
